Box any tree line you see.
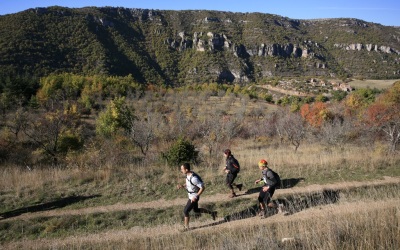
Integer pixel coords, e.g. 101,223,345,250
1,73,399,168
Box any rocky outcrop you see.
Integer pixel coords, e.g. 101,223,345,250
334,43,399,54
203,17,220,23
257,43,300,58
233,44,248,58
97,18,114,27
167,31,319,60
207,32,225,51
127,8,159,21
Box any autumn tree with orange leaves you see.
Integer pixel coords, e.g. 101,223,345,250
365,81,400,153
300,101,333,128
344,88,379,118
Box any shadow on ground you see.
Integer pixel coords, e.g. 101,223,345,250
244,178,305,195
281,178,306,189
187,188,339,230
0,194,101,220
276,189,339,216
196,188,340,227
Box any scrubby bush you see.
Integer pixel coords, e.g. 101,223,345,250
162,137,199,167
95,97,135,137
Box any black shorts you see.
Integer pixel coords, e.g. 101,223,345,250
183,197,200,217
258,187,276,204
226,172,238,186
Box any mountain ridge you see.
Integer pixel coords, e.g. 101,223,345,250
0,6,399,85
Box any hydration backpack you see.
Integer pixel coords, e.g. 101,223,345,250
268,169,281,189
187,172,203,193
262,168,281,189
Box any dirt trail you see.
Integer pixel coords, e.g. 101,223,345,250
2,176,400,222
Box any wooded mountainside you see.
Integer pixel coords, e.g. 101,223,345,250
0,6,399,85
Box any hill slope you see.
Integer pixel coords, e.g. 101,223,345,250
0,6,399,85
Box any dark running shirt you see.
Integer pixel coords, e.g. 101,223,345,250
226,155,240,173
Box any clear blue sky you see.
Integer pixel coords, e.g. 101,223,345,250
1,0,399,26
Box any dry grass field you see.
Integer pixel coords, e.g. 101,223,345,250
348,79,400,90
1,143,399,250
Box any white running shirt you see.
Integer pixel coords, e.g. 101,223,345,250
186,173,204,199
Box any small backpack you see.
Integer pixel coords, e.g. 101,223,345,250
263,169,281,189
268,169,281,189
187,172,203,193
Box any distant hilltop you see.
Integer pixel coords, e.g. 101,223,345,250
0,6,399,85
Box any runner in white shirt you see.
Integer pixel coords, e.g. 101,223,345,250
177,163,217,231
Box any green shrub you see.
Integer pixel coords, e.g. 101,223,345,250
95,97,135,137
162,137,199,167
58,133,84,153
